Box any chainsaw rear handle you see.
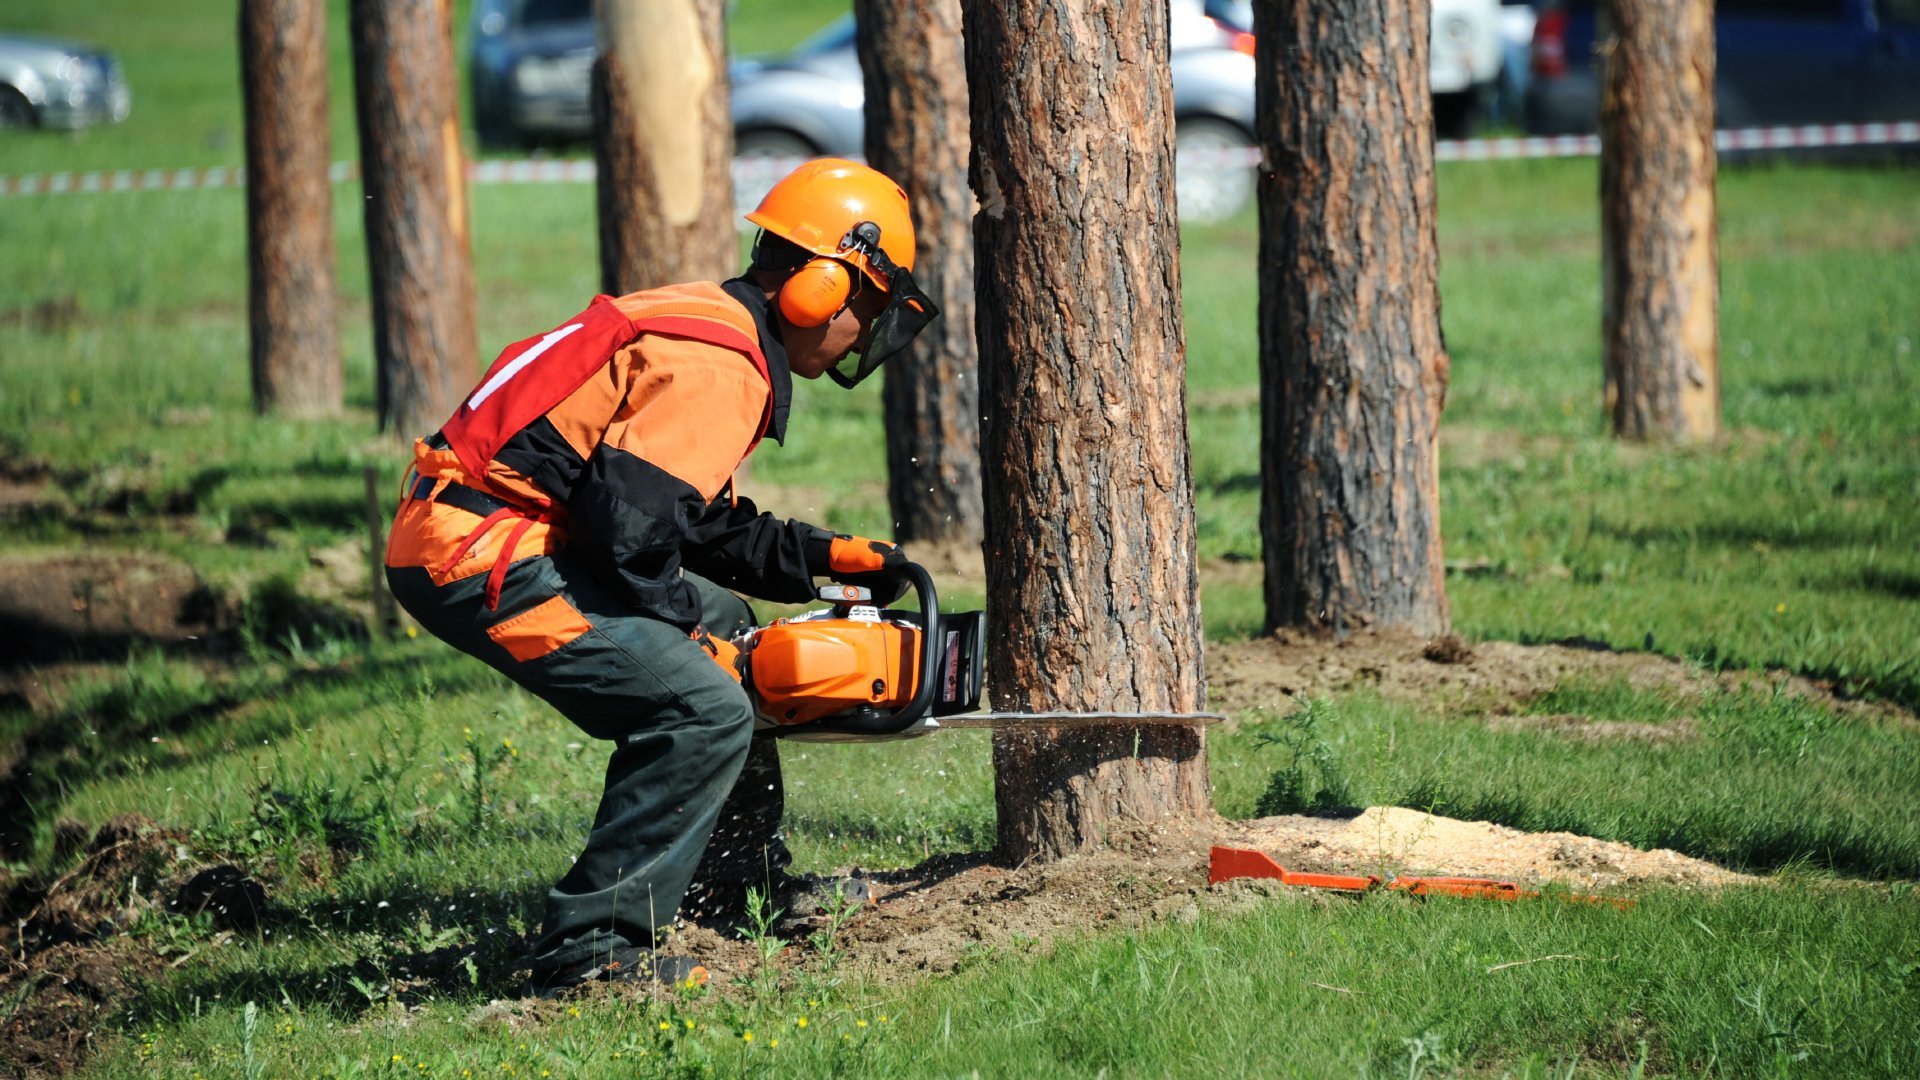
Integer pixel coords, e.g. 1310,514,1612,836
796,560,941,737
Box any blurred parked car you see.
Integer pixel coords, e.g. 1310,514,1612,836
1526,0,1920,135
1492,2,1539,127
469,0,1506,221
1428,0,1508,135
730,2,1259,221
1183,0,1506,135
0,33,130,130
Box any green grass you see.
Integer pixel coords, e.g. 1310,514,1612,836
80,885,1920,1077
1208,685,1920,879
4,0,1920,1075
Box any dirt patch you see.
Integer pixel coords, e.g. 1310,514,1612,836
1487,712,1700,745
0,816,208,1079
665,807,1745,994
1206,628,1909,728
0,552,214,665
669,820,1224,988
2,939,168,1078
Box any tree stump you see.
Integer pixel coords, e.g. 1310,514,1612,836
1599,0,1720,442
349,0,475,437
592,0,734,294
241,0,340,418
1253,0,1452,638
855,0,984,549
962,0,1210,865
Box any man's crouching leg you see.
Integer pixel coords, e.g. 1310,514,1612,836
679,573,794,923
514,577,757,988
677,574,874,930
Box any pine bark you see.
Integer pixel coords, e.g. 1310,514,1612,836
592,0,735,294
1599,0,1719,442
241,0,340,417
349,0,475,437
963,0,1209,865
855,0,983,548
1254,0,1452,638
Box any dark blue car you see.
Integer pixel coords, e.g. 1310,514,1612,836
1525,0,1920,134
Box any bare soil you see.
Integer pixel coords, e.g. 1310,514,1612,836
0,816,204,1078
669,804,1751,994
5,546,1913,1063
657,623,1901,995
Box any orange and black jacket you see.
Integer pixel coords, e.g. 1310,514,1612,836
388,279,833,629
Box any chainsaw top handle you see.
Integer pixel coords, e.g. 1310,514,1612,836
805,560,942,737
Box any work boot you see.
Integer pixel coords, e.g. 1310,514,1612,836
529,947,709,999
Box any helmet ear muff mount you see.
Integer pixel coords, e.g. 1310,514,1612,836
776,257,853,329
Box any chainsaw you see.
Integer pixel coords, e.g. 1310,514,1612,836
726,561,1223,742
730,562,982,742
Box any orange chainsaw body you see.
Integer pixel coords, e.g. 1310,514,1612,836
744,616,924,726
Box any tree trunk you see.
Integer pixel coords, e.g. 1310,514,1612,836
592,0,734,294
1254,0,1452,638
963,0,1210,865
855,0,983,549
349,0,475,437
241,0,340,417
1599,0,1719,442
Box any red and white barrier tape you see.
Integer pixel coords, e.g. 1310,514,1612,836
4,120,1916,197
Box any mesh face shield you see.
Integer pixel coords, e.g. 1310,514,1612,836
826,222,940,390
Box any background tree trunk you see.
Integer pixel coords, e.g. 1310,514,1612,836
241,0,340,418
963,0,1209,865
349,0,474,437
1599,0,1719,442
592,0,734,294
1254,0,1452,638
855,0,983,549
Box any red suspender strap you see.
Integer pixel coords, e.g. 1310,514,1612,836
629,314,774,450
441,295,641,478
441,297,773,476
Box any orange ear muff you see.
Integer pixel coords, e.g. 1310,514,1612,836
777,258,853,328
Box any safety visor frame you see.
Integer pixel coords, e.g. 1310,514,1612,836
826,222,940,389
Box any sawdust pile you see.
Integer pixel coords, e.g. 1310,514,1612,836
671,809,1748,991
1226,807,1753,890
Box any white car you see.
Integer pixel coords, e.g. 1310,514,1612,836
1207,0,1505,136
0,33,131,130
1430,0,1507,135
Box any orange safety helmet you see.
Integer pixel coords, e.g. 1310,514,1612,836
746,158,916,289
745,158,939,387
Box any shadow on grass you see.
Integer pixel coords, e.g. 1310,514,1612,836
1198,472,1262,495
27,457,388,538
0,650,488,859
135,886,548,1022
1598,516,1890,553
1851,566,1920,602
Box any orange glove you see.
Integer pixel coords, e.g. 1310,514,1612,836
691,626,743,683
827,534,907,576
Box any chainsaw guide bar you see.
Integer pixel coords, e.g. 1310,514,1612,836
933,711,1226,729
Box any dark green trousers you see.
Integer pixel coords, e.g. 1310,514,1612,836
388,552,789,974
